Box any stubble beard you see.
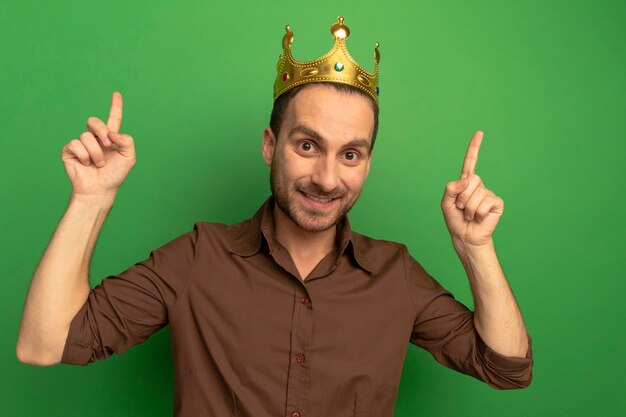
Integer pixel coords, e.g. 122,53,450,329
269,157,361,233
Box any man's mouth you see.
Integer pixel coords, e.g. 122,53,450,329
299,191,339,207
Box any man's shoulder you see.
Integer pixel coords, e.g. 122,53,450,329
159,221,222,252
350,229,406,251
191,219,240,240
190,216,259,254
349,229,410,271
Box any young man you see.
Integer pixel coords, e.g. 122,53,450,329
17,16,533,417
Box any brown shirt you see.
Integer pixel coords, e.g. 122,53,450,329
61,195,534,417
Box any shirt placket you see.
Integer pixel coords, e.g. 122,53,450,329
267,236,345,417
285,280,313,417
266,242,314,417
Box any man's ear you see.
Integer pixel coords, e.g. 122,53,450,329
262,127,277,166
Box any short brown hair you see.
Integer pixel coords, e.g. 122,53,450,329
269,82,380,152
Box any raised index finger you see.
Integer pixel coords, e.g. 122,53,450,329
460,130,483,179
107,91,123,133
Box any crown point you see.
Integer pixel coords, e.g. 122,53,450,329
330,16,350,39
282,25,294,50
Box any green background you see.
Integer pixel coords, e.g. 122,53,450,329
2,0,624,416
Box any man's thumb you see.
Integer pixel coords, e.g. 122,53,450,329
442,177,469,206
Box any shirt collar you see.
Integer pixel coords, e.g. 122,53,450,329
227,195,377,274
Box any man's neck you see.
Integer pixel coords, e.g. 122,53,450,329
272,204,337,262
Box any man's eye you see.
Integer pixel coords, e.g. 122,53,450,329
299,141,314,152
345,151,359,161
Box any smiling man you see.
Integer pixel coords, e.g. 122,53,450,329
17,16,534,417
263,82,376,279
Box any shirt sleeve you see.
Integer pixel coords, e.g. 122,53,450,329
59,222,201,366
402,246,534,389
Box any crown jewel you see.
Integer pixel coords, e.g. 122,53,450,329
273,16,380,104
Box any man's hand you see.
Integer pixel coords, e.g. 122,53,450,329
441,131,503,248
60,91,136,199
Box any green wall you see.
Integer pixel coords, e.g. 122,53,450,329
2,1,624,416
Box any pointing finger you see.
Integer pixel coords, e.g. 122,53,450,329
460,130,483,179
107,91,123,133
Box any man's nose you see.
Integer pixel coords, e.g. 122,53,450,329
311,156,339,192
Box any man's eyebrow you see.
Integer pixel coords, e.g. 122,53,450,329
343,138,371,150
288,124,371,151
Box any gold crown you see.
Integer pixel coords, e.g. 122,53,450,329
273,16,380,104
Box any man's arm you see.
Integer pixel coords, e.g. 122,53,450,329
16,193,115,366
452,237,528,357
405,247,533,390
17,91,135,366
440,130,529,358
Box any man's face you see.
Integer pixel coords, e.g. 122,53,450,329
262,84,374,233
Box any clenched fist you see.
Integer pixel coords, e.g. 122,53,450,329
61,92,136,198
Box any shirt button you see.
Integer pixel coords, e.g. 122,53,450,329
291,412,301,417
295,353,305,363
300,297,309,305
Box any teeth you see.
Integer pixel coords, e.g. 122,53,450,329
305,193,333,203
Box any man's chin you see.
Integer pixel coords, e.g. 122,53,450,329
295,222,337,233
291,210,342,233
